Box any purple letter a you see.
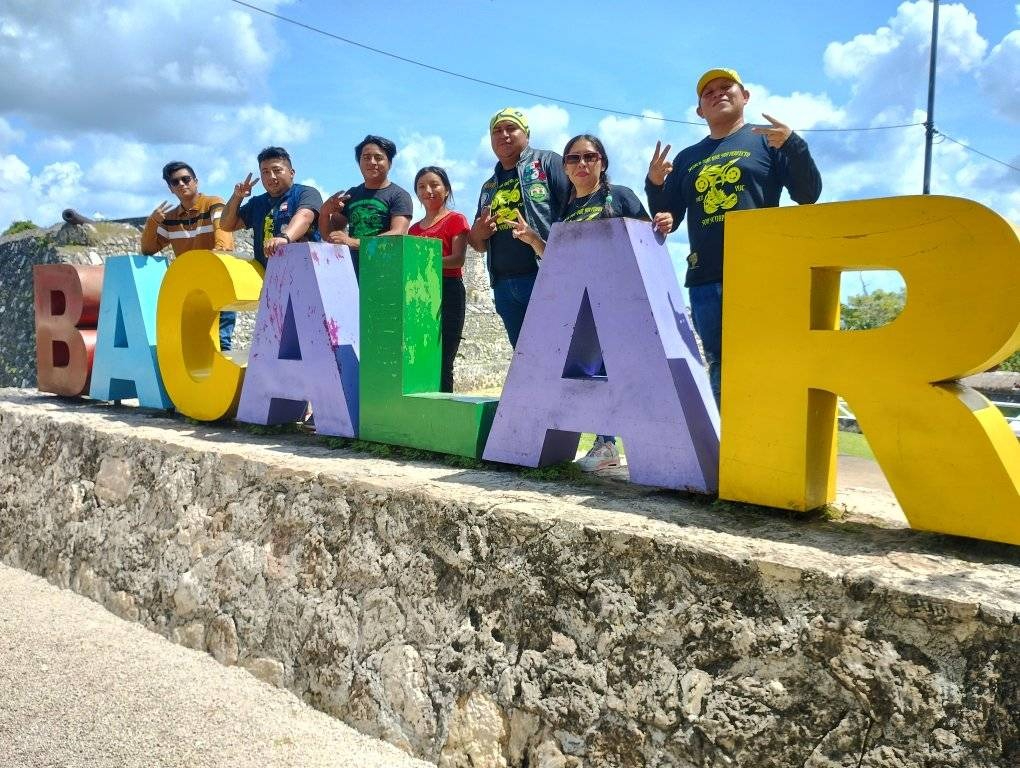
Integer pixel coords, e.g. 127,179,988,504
237,242,359,436
482,218,720,492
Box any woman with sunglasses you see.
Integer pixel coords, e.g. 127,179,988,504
511,133,673,471
408,166,469,393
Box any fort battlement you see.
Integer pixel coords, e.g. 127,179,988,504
1,389,1017,767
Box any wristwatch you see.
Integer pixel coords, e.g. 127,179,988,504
280,232,292,243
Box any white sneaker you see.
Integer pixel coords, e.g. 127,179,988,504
577,438,620,472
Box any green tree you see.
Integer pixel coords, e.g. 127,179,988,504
2,220,39,236
840,288,905,330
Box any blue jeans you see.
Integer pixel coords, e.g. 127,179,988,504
219,311,236,352
493,273,537,348
688,281,722,405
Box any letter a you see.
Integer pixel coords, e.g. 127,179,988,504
237,243,360,436
720,196,1020,545
483,218,719,491
89,255,171,408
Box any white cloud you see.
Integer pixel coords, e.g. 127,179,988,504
35,136,74,155
824,0,986,124
229,106,314,146
977,30,1020,122
0,0,289,141
0,152,33,222
0,117,22,150
89,142,152,192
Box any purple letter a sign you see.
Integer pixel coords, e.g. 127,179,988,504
482,218,720,492
237,242,359,436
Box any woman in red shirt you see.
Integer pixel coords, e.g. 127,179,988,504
408,166,470,393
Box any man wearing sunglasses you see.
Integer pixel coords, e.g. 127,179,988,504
646,68,822,404
141,161,236,349
469,108,570,347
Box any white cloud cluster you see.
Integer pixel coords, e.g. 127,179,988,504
0,0,284,140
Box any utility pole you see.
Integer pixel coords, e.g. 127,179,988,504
922,0,940,194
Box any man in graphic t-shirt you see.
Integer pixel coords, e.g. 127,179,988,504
468,108,570,347
646,68,822,403
221,146,322,269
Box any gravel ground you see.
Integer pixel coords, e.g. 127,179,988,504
0,564,436,768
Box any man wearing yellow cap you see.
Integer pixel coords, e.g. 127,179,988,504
645,68,822,403
469,108,570,346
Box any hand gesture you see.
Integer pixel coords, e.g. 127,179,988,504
470,206,497,243
324,191,351,213
233,172,259,200
751,113,792,148
149,201,174,225
510,210,542,252
647,141,673,186
652,212,673,236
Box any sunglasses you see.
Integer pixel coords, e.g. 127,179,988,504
169,175,194,186
563,152,602,165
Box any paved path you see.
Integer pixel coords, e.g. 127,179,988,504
0,564,435,768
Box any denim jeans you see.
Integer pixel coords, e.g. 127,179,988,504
219,311,236,352
688,281,723,405
492,273,537,348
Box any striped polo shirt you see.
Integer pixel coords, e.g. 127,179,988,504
140,194,234,256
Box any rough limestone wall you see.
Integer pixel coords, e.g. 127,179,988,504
0,391,1017,768
0,225,510,393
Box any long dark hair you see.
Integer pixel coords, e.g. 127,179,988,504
413,165,455,207
562,134,613,217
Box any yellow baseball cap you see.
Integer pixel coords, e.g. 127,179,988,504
489,107,529,136
696,68,744,97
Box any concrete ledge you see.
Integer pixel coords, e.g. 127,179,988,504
1,389,1017,767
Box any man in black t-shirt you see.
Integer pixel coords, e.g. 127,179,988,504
469,108,570,347
646,68,822,402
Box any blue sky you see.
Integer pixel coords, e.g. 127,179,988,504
1,0,1017,299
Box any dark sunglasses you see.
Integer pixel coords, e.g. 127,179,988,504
563,152,602,165
169,175,194,186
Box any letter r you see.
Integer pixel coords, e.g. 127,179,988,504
719,196,1020,545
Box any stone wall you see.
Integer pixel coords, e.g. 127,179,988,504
1,389,1017,767
0,224,510,392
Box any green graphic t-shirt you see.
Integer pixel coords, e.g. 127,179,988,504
341,182,413,271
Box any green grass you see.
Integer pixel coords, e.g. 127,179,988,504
837,430,875,460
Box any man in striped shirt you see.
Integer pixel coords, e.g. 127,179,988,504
141,161,237,349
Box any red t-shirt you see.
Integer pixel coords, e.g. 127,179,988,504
409,211,470,278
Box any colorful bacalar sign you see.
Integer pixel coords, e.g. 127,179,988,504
33,196,1020,546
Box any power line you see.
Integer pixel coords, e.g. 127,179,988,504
227,0,923,134
936,131,1020,173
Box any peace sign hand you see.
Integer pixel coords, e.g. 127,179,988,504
233,172,259,199
149,201,174,225
647,141,674,186
751,113,792,148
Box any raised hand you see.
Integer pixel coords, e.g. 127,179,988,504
751,113,792,148
647,140,674,186
233,172,259,199
510,209,543,254
470,206,497,243
149,201,174,225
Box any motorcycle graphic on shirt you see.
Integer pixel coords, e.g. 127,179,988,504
695,158,742,215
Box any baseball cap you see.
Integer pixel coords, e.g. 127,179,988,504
696,68,744,97
489,108,529,136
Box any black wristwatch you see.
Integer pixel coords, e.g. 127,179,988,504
280,232,292,243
